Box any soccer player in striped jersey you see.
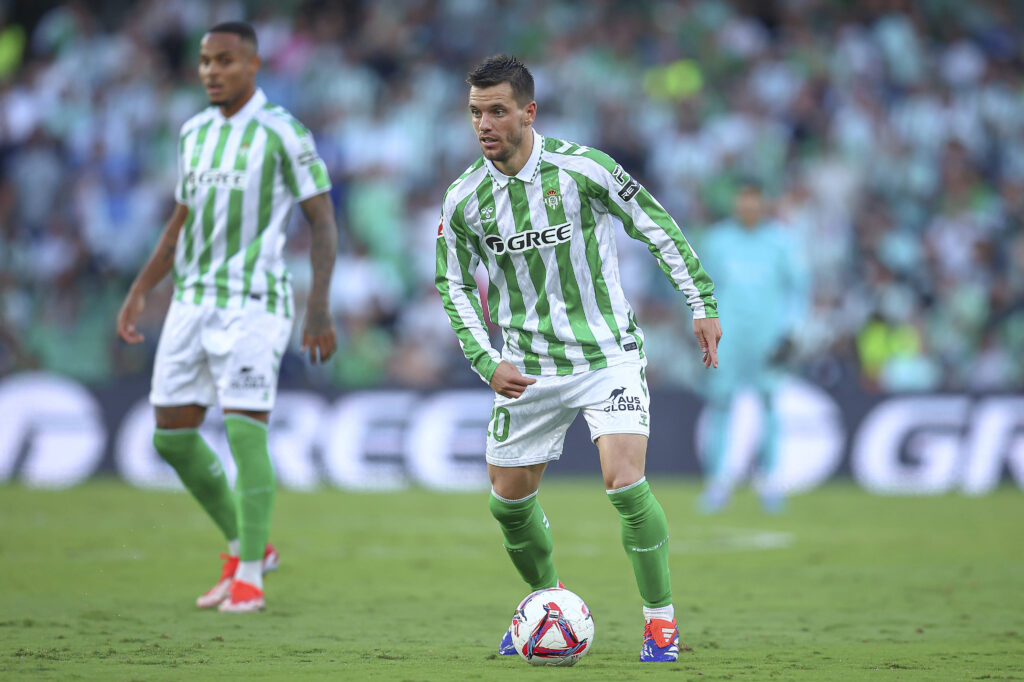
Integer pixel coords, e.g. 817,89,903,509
436,55,722,662
116,22,338,613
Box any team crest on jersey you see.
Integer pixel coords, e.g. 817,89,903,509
480,205,495,222
545,188,561,210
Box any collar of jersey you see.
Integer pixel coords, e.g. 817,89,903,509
213,87,267,125
484,129,544,189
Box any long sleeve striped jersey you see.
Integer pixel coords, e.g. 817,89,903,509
173,88,331,318
436,130,717,383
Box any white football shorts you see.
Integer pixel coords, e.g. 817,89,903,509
485,359,650,467
150,300,293,411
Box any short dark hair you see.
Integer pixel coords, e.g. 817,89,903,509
208,21,258,51
466,55,534,105
737,177,763,194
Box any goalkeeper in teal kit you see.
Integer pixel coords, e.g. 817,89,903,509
697,182,810,513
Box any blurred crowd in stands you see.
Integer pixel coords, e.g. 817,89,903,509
1,0,1022,393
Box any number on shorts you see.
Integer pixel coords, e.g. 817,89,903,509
491,406,511,443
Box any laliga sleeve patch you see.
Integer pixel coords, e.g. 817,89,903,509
617,178,641,202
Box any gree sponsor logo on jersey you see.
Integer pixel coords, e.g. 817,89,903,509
186,169,249,190
480,205,495,222
484,222,572,255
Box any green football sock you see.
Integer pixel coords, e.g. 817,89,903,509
488,491,559,591
153,429,238,541
608,478,672,608
224,415,276,562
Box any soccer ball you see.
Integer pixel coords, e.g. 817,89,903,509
509,587,594,666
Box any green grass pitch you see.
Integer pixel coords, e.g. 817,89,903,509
1,478,1022,680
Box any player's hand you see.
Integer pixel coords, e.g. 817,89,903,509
693,316,722,369
116,291,146,344
300,306,337,364
489,361,536,399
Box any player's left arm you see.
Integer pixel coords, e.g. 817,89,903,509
298,192,338,364
277,117,337,364
586,156,718,320
584,154,721,366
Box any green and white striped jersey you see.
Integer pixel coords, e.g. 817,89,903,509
173,88,331,317
436,130,717,382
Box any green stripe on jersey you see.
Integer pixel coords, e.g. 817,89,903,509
271,108,321,194
265,103,309,137
241,126,281,306
473,184,503,323
635,192,716,305
175,208,194,301
193,123,232,305
539,161,604,370
215,119,260,307
279,143,300,197
265,271,278,314
437,193,497,378
564,169,622,346
475,180,538,372
567,151,716,312
179,120,213,295
444,159,484,202
310,161,329,191
281,271,292,319
507,179,572,375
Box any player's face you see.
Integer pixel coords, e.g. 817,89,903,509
735,188,764,228
469,83,536,170
198,32,260,111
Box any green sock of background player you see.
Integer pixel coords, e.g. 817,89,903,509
224,414,276,588
608,478,673,611
489,491,559,591
153,429,238,542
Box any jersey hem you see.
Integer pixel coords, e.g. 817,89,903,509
503,350,645,377
588,428,650,443
485,452,563,467
294,186,331,203
149,396,214,408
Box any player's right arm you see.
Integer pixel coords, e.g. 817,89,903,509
434,197,503,385
116,203,189,344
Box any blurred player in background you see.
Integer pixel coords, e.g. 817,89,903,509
696,181,810,514
116,21,338,613
436,55,721,662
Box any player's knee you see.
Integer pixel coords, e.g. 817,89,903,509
152,428,194,465
603,470,644,492
488,490,535,526
154,404,206,430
